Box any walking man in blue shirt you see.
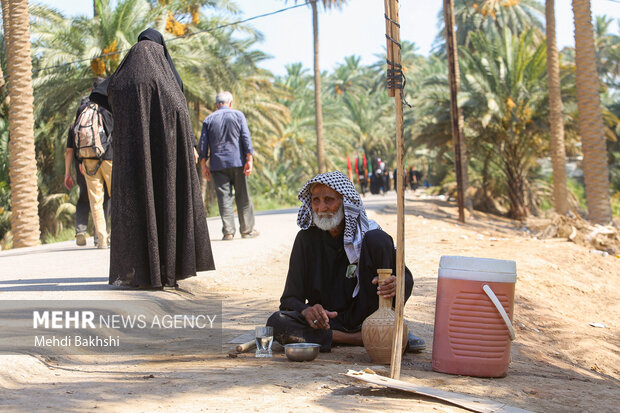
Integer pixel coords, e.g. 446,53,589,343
199,91,258,240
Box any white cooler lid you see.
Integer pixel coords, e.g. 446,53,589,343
439,255,516,282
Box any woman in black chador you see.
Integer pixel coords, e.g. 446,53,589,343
92,29,214,288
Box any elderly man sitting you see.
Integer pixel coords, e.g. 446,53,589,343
267,171,425,352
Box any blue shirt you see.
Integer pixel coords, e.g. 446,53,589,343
198,107,253,171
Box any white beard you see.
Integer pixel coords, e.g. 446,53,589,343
312,205,344,231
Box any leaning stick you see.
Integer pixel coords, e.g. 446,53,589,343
383,0,395,98
383,0,407,380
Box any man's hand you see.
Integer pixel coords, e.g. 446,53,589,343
372,275,397,299
64,148,74,190
301,304,337,330
64,173,74,191
243,157,253,176
200,159,211,181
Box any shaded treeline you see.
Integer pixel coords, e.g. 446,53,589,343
0,0,618,247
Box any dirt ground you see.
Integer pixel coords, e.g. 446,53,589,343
1,191,618,412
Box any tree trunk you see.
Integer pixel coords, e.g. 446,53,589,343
546,0,569,215
443,0,471,222
311,1,326,174
571,0,612,224
5,0,40,247
504,161,528,220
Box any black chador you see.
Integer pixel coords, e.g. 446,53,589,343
93,31,214,288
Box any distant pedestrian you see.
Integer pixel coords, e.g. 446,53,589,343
356,155,367,196
64,83,111,247
374,164,384,195
199,91,258,241
383,168,390,193
69,78,113,248
393,168,399,192
408,167,417,190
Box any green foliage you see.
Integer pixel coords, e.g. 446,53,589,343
252,191,298,213
1,0,619,247
0,181,11,241
435,0,544,51
0,117,8,183
611,192,620,217
416,26,552,219
462,28,551,217
0,113,9,242
567,178,587,211
38,192,75,238
42,227,75,244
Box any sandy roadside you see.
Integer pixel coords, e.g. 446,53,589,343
0,191,618,412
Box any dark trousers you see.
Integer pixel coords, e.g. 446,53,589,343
74,158,110,242
212,167,255,236
267,229,413,352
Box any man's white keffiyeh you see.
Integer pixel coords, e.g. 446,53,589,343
297,171,379,296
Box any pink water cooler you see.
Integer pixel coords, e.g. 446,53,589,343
432,256,516,378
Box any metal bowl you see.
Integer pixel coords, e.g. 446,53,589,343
284,343,320,362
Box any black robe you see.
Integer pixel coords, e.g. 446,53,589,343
267,227,413,351
105,40,214,287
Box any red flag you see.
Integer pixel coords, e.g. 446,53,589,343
355,156,360,184
347,155,353,181
363,153,368,179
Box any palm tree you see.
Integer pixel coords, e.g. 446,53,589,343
545,0,569,215
327,56,395,160
28,0,290,231
443,0,471,219
592,16,620,93
290,0,348,174
571,0,612,224
337,90,393,160
330,56,362,96
437,0,544,50
2,0,40,247
275,64,319,170
29,0,157,214
409,56,454,150
460,29,549,219
32,0,157,130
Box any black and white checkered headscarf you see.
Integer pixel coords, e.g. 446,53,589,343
297,171,378,266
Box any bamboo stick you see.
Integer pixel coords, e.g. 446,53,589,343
384,0,406,381
383,0,395,98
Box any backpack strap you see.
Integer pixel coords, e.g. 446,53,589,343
83,159,103,176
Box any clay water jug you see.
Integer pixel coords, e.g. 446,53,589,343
361,269,408,363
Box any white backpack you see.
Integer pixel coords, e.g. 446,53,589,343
74,101,110,162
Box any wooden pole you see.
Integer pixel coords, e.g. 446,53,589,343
383,0,395,98
384,0,406,380
443,0,466,223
